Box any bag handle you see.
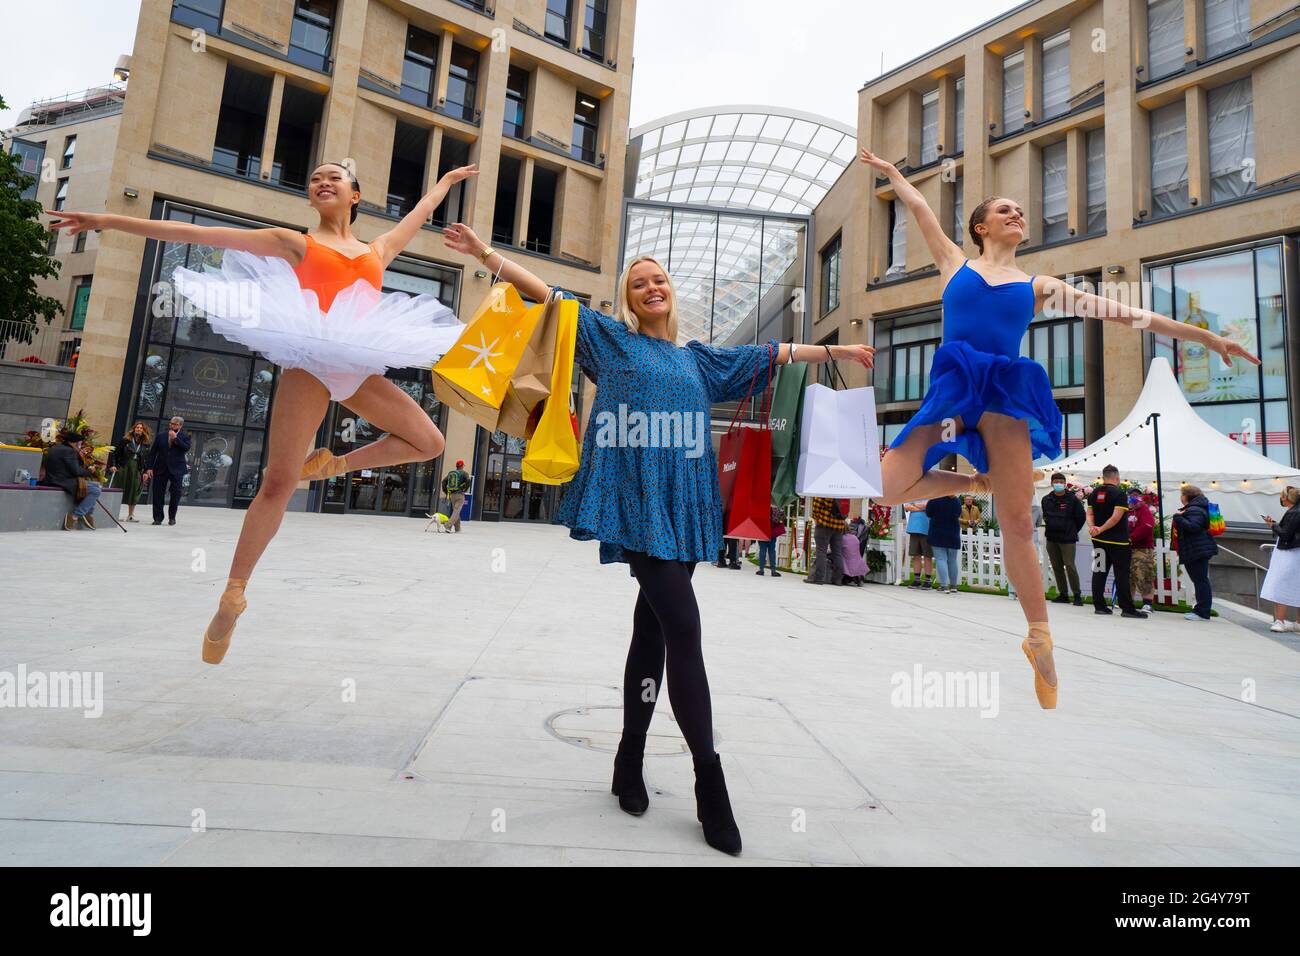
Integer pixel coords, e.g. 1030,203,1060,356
727,342,776,433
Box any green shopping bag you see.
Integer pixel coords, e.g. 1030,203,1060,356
769,361,808,509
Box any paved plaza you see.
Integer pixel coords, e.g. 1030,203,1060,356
2,508,1298,866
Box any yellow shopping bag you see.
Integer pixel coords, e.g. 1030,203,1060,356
431,282,540,430
521,296,580,485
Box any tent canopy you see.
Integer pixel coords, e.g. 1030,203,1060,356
1044,358,1298,489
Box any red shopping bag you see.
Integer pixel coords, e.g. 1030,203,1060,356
718,345,776,540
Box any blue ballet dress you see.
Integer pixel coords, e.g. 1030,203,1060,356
553,291,778,565
889,261,1062,473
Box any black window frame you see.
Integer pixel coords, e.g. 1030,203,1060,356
581,0,608,62
61,135,76,170
171,0,224,33
503,65,529,139
545,0,572,46
287,0,336,73
571,91,599,163
400,25,439,109
445,43,480,122
819,232,842,317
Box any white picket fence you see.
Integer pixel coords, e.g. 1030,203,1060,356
886,520,1193,605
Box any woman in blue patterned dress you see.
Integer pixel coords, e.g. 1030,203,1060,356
859,147,1258,710
443,222,873,855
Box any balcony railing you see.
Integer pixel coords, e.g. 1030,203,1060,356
0,319,68,365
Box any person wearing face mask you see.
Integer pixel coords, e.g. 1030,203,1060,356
1261,486,1300,633
1127,492,1157,613
1041,473,1086,606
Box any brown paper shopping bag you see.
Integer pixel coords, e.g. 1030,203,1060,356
497,291,565,437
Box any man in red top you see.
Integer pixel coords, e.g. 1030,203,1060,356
1127,492,1157,613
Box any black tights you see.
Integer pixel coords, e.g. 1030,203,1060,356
623,551,714,760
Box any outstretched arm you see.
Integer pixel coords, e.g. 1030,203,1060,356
1038,276,1261,368
859,147,964,277
47,210,303,261
442,222,551,303
372,165,478,266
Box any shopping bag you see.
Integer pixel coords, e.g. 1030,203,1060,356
770,362,808,509
521,297,581,484
432,282,539,430
719,344,776,539
499,291,566,437
795,364,883,498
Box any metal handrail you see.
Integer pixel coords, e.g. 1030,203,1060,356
1216,543,1270,572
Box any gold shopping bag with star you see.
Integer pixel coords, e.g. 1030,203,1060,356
432,282,542,431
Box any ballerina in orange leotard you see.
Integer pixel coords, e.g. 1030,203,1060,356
49,162,477,663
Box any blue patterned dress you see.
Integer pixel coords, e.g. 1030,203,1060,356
554,291,778,565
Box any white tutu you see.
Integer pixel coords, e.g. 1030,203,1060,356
1261,547,1300,607
173,250,464,400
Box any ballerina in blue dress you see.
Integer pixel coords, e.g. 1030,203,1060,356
442,222,872,855
859,147,1258,710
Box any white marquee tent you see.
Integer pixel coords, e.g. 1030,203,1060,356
1041,357,1299,523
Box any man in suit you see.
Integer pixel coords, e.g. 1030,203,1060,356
42,430,101,530
145,415,191,525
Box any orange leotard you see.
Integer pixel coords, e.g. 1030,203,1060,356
293,233,383,311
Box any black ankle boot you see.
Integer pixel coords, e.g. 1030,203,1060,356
611,733,649,816
693,753,742,855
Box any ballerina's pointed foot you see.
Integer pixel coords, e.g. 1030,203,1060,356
1021,622,1058,709
202,579,248,665
301,447,349,481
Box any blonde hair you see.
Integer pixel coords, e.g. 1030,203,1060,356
616,256,679,342
129,421,153,444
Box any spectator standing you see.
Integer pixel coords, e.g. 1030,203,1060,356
145,415,191,526
1041,472,1086,606
109,421,152,522
1261,486,1300,632
804,497,846,585
1127,492,1157,613
904,501,934,588
1087,465,1147,618
756,506,785,577
925,495,962,594
1172,484,1218,622
959,495,983,531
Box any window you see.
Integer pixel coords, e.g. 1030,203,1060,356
54,178,68,211
1041,31,1071,121
386,123,429,217
270,84,325,190
952,175,964,244
582,0,608,61
1021,314,1084,388
1149,100,1189,217
572,92,600,163
61,135,76,169
1147,0,1185,80
212,64,272,180
526,165,558,255
954,77,965,154
1207,77,1254,203
432,136,471,227
1149,244,1291,464
74,231,87,253
492,154,522,245
504,65,529,139
287,0,335,72
47,231,58,256
877,316,942,403
886,199,906,277
1086,128,1105,235
1002,50,1025,135
401,26,437,108
1041,140,1068,243
820,233,841,316
171,0,223,33
1203,0,1250,60
11,140,44,200
919,89,939,165
545,0,572,45
70,281,92,331
446,44,479,121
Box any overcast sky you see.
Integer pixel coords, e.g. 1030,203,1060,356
2,0,1017,132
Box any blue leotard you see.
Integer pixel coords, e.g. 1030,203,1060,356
889,260,1062,473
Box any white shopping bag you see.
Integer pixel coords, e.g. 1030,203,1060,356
795,381,883,497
